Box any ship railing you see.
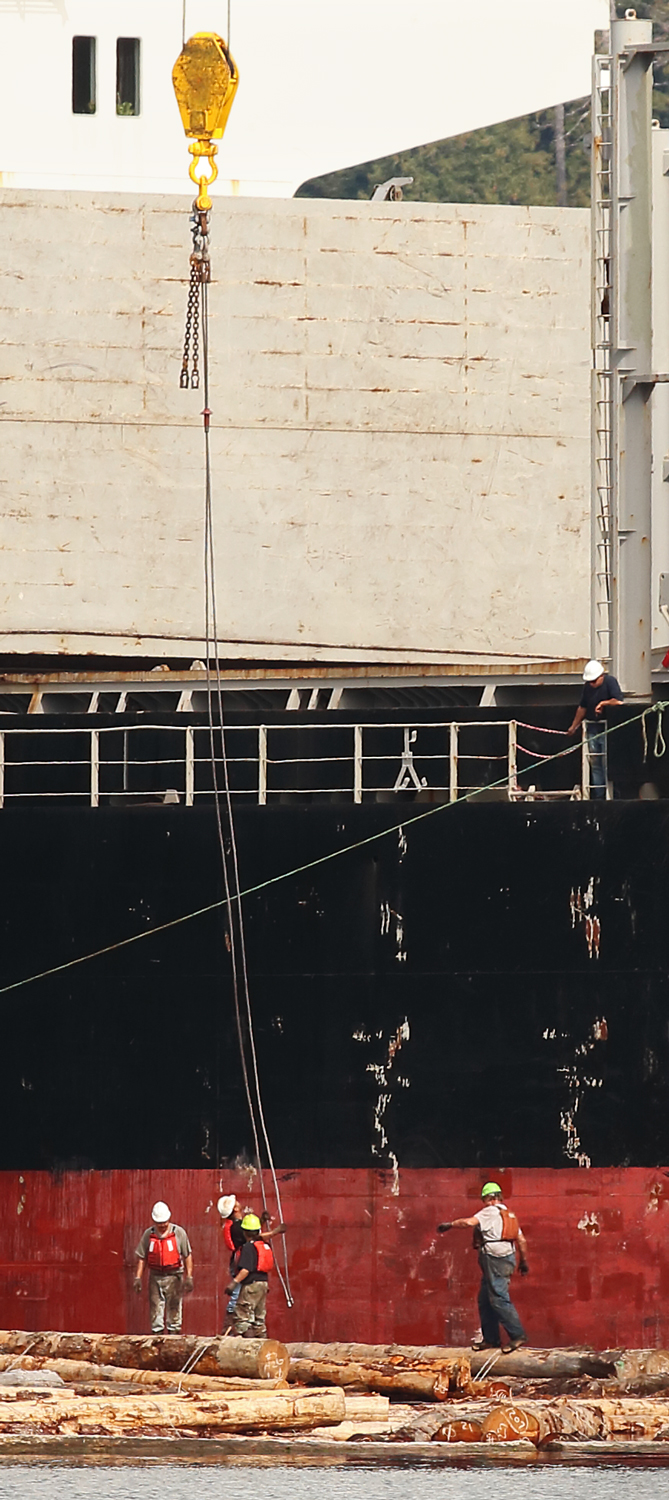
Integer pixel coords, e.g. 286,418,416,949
0,719,590,806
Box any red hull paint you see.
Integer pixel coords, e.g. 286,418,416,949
1,1167,668,1348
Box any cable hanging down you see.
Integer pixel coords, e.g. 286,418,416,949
197,228,293,1311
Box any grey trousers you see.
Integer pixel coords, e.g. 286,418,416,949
149,1272,183,1333
233,1281,268,1338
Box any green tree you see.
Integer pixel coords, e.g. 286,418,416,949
296,4,669,206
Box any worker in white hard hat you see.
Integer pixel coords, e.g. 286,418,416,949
567,660,623,799
134,1201,194,1334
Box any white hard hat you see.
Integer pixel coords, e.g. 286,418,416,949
583,659,605,683
217,1194,236,1218
151,1201,171,1224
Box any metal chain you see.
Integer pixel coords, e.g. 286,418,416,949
180,206,210,389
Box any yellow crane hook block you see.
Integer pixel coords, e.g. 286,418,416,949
172,33,239,210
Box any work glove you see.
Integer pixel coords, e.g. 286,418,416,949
519,1260,529,1276
436,1222,453,1233
182,1276,194,1295
225,1283,237,1297
133,1278,143,1295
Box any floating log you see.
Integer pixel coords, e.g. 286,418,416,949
432,1419,484,1443
287,1342,615,1381
0,1385,346,1434
0,1354,286,1394
475,1397,669,1447
0,1333,288,1382
288,1353,472,1401
481,1406,541,1445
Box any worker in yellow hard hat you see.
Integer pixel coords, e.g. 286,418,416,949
226,1212,276,1338
437,1183,529,1353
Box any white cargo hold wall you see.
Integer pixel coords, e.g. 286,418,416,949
0,192,591,665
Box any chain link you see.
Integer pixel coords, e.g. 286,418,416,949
179,206,210,389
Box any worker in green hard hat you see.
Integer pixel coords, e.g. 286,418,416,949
226,1212,276,1338
437,1182,528,1353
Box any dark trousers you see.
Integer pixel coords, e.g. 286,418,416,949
477,1251,526,1346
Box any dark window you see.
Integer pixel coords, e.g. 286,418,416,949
72,36,96,114
116,38,140,116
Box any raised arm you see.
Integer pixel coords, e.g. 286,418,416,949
437,1215,480,1232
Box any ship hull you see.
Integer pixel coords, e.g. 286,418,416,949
1,1165,668,1348
2,794,669,1345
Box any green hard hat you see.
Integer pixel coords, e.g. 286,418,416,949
481,1182,502,1198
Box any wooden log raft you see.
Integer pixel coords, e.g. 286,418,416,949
0,1354,286,1394
0,1333,288,1382
287,1342,615,1384
0,1385,346,1434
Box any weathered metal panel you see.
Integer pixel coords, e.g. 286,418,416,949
0,1166,667,1348
0,193,590,663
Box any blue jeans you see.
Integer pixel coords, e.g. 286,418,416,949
586,723,607,800
226,1282,241,1317
478,1252,526,1346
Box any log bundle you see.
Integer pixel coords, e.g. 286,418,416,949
1,1333,669,1451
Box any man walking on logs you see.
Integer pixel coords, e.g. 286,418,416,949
134,1201,194,1334
226,1212,274,1338
437,1182,529,1353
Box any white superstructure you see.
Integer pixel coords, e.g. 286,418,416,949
0,0,607,198
0,189,590,665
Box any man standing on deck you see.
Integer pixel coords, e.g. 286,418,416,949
134,1201,194,1334
437,1182,528,1353
567,660,623,799
226,1212,274,1338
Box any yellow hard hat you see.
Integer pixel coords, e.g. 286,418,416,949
241,1213,261,1231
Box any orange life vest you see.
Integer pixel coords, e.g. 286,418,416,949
499,1208,520,1242
255,1240,274,1272
223,1220,236,1255
147,1229,181,1271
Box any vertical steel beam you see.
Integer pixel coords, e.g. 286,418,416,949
591,52,613,664
508,720,518,799
353,725,363,803
258,724,267,805
90,728,99,808
652,126,669,657
449,722,458,803
185,725,195,806
610,13,654,698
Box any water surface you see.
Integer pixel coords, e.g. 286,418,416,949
0,1464,667,1500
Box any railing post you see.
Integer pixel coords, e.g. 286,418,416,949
258,725,267,805
508,719,517,799
449,722,458,802
354,724,363,803
582,724,590,799
0,730,5,810
185,726,194,807
90,728,99,808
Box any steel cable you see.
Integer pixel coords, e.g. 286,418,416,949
200,272,293,1308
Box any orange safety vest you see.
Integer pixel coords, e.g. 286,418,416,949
147,1229,182,1272
255,1240,274,1273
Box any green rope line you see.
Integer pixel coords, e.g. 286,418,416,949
0,701,664,999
